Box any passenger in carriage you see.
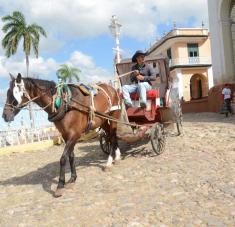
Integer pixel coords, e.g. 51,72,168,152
122,50,156,108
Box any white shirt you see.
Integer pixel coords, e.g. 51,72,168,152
222,87,231,100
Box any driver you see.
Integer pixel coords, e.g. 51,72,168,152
122,50,156,108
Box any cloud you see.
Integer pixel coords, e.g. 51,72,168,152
0,56,58,78
0,0,208,41
0,50,113,83
68,51,113,83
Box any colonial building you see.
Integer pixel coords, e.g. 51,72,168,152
208,0,235,84
147,28,213,101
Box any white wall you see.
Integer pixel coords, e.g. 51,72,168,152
208,0,235,84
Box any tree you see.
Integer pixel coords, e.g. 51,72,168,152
2,11,47,77
56,64,81,83
2,11,47,128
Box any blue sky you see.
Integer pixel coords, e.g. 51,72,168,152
0,0,208,129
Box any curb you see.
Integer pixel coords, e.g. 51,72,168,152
0,140,54,155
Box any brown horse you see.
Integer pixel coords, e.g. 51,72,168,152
2,73,121,197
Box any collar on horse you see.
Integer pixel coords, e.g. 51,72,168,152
48,81,72,122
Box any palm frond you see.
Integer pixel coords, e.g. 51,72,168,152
2,22,18,33
32,37,39,57
12,11,26,25
30,23,47,37
56,64,81,82
23,32,32,56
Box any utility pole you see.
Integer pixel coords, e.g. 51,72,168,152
109,15,122,88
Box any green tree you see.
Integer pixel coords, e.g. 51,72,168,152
2,11,47,128
2,11,47,77
56,64,81,83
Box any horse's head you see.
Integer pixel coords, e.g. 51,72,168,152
2,73,30,122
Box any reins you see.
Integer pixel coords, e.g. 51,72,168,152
116,70,135,79
5,95,41,110
69,97,142,128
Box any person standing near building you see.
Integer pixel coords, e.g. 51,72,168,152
222,83,232,117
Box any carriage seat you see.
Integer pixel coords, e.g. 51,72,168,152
129,89,159,100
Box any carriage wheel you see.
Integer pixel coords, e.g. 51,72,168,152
150,123,166,155
99,130,110,155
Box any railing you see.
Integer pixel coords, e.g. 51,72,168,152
169,57,211,67
0,126,60,147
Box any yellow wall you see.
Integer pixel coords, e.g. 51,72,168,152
148,28,211,101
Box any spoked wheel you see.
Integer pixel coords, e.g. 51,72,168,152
99,130,110,155
150,123,166,155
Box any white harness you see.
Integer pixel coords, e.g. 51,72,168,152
90,84,121,113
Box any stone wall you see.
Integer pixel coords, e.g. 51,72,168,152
182,83,235,113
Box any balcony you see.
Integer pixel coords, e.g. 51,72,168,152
169,57,211,68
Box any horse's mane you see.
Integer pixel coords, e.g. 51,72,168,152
24,77,56,94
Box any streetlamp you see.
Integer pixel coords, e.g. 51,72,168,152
109,15,122,88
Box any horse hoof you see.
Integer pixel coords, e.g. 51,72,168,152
65,183,75,190
103,166,112,172
54,188,65,197
114,160,121,165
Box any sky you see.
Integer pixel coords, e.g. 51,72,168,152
0,0,209,130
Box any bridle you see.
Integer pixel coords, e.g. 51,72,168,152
4,79,52,112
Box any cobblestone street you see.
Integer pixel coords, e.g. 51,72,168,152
0,113,235,226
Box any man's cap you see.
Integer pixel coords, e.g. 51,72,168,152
132,50,146,63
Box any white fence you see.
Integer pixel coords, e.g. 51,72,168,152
0,126,59,147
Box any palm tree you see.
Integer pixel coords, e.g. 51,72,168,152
2,11,47,77
56,64,81,83
2,11,47,128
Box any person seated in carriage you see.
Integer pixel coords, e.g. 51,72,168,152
122,50,156,108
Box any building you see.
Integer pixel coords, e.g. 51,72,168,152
147,28,213,101
208,0,235,84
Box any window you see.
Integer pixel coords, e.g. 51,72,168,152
187,43,199,57
167,48,172,59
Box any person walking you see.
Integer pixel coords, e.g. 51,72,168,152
221,83,232,117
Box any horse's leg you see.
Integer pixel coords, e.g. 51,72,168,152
111,128,121,163
105,133,114,169
111,110,121,163
104,127,120,170
55,139,76,197
66,149,77,187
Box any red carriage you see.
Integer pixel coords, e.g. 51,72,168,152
100,55,182,155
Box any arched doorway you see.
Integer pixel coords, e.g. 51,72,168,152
190,74,208,99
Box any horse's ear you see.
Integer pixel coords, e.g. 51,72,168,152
9,73,15,81
16,73,22,83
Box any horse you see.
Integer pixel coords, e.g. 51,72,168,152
2,73,121,197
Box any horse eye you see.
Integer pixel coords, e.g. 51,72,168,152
13,99,18,105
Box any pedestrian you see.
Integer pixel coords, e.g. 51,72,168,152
122,50,156,108
221,83,232,117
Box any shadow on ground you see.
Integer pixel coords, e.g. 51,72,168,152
0,140,152,196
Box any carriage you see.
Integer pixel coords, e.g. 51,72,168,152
99,55,182,155
2,55,182,196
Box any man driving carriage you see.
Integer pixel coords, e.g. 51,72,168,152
122,50,156,108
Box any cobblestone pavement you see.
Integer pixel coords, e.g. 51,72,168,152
0,113,235,227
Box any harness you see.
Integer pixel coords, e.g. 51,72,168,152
78,83,121,131
48,82,121,129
